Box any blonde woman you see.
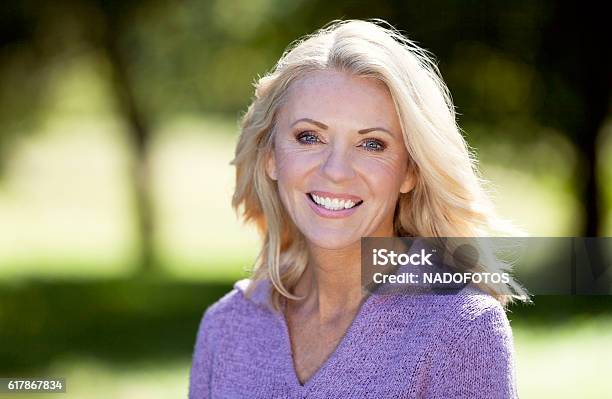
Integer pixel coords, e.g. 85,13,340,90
189,19,527,399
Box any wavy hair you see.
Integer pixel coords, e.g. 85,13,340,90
230,19,531,310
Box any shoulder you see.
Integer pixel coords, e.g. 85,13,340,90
196,278,273,338
425,285,513,346
421,287,518,398
376,284,509,321
443,285,512,340
375,284,513,346
419,285,516,381
189,281,262,397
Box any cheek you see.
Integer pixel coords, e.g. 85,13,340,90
356,155,407,192
273,147,315,188
274,144,319,179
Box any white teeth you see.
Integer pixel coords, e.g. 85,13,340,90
311,194,359,211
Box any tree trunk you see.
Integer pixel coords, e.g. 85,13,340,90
105,37,156,274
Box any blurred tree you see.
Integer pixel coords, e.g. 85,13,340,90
0,2,48,174
534,1,611,237
0,0,161,272
534,2,610,289
96,0,158,273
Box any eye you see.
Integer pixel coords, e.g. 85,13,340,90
360,138,387,152
295,131,321,145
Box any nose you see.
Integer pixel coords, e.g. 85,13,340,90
320,142,356,183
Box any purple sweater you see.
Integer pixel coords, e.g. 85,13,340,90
189,278,518,398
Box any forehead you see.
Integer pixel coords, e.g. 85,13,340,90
280,69,401,131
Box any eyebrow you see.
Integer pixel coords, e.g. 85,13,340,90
290,118,394,137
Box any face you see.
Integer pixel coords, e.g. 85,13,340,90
266,69,415,250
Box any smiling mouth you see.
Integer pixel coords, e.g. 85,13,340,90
307,192,364,211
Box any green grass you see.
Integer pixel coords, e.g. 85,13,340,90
2,357,190,399
514,315,612,398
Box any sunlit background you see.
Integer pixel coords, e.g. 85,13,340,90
0,1,610,398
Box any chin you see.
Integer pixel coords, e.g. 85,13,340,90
304,232,359,250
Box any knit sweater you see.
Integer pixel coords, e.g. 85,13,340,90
189,277,518,399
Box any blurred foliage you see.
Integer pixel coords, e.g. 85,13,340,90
1,0,608,231
0,277,232,374
0,1,606,130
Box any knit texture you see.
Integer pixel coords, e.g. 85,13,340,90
189,278,518,398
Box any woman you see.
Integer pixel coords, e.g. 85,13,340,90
189,19,529,399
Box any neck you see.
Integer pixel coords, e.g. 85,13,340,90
290,219,396,322
291,240,366,323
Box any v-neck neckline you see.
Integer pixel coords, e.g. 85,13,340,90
275,291,374,391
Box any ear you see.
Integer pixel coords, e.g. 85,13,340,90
399,165,416,194
265,149,278,181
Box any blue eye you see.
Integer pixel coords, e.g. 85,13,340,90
296,131,320,145
361,139,386,152
295,132,386,152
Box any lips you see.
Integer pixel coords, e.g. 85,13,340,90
305,192,363,218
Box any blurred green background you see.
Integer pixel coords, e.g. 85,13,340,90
0,1,610,398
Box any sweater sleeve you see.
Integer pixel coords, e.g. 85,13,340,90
426,304,519,399
188,308,217,399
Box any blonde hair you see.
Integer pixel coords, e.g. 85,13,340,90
230,18,531,310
